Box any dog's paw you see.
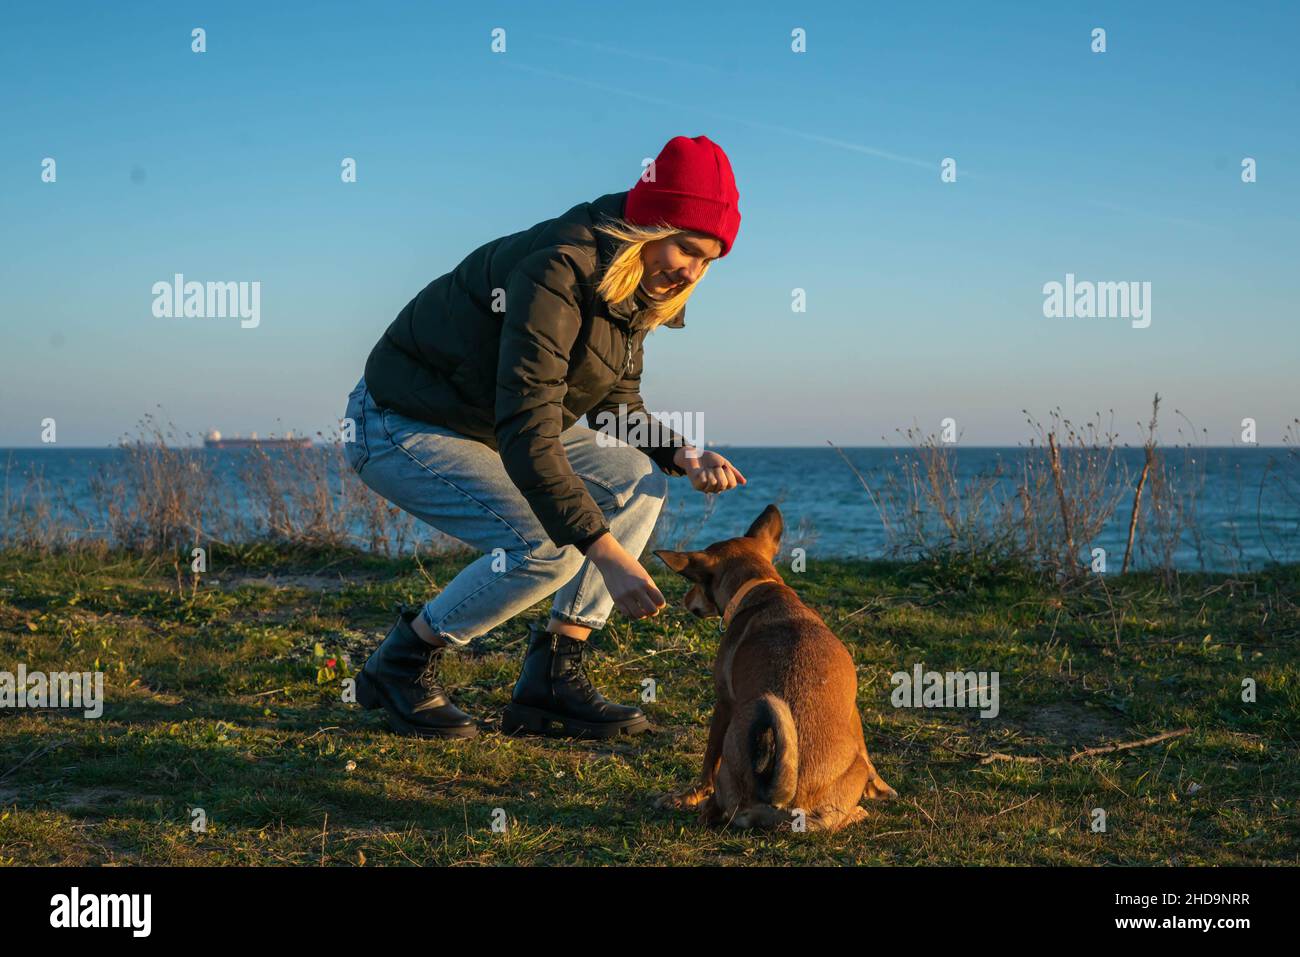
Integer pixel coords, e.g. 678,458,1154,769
655,785,712,810
864,775,898,801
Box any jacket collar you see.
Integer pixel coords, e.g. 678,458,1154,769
606,291,687,329
590,191,686,330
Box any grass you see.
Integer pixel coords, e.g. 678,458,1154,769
1,544,1297,866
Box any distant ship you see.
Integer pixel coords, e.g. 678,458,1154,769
203,429,312,450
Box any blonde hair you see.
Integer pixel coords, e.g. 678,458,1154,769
593,218,711,331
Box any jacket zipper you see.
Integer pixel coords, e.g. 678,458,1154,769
621,333,634,376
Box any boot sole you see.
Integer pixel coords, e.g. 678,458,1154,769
355,669,479,739
500,702,651,739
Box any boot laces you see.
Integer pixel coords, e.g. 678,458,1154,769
416,649,446,693
557,642,599,703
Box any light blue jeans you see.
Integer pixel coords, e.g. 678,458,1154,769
343,377,669,645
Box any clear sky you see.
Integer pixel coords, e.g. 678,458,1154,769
3,0,1296,447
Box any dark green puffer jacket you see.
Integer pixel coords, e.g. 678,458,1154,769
364,190,691,549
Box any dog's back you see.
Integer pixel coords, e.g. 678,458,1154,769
722,587,889,829
655,504,895,832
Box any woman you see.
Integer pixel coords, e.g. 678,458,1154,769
344,135,746,740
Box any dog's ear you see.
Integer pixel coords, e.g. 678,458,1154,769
743,504,784,560
652,549,717,582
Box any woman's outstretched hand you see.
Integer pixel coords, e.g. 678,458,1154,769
673,447,746,494
586,533,666,619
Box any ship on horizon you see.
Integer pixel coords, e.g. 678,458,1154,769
203,429,312,450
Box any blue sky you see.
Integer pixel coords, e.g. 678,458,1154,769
2,0,1297,447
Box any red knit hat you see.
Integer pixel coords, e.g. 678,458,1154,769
625,135,741,256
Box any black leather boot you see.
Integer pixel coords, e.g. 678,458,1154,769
355,605,477,739
501,623,650,738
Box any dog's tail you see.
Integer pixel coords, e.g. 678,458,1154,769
749,693,798,807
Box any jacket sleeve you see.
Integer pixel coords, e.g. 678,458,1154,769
587,333,692,478
494,248,611,549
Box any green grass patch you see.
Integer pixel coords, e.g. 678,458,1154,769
1,547,1296,865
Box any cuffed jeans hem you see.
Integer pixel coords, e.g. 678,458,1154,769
419,606,471,648
549,611,608,630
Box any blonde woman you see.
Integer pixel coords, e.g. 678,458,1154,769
344,135,746,739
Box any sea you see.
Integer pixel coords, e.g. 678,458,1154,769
2,446,1296,572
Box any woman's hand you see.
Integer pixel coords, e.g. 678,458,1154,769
673,447,746,494
586,533,666,619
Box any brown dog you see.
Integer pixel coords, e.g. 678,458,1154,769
653,504,895,832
